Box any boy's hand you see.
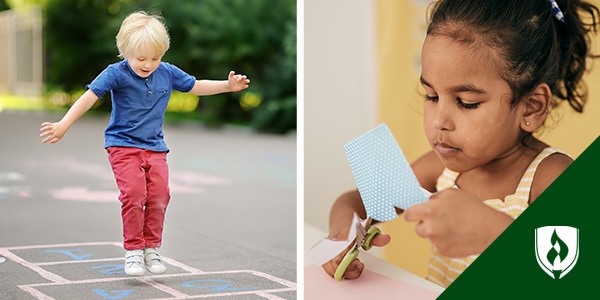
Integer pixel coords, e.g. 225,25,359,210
227,71,250,92
321,233,391,280
40,121,67,144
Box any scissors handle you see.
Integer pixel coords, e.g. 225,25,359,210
333,226,380,281
334,248,359,281
361,226,381,251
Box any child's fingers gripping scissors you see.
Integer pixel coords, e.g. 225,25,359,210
327,219,392,281
321,243,365,280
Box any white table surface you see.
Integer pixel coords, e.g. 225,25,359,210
304,222,445,293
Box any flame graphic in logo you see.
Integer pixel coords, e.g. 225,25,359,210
546,229,568,268
536,226,579,280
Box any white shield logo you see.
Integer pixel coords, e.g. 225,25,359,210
535,226,579,279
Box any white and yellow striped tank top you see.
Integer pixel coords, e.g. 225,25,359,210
426,147,570,288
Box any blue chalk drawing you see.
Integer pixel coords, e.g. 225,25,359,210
92,289,133,300
44,249,93,260
92,264,126,275
180,279,255,293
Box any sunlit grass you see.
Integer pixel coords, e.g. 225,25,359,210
167,91,199,112
1,91,199,113
0,94,45,111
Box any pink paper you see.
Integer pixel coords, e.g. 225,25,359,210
304,265,441,299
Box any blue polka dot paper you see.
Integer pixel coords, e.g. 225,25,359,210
344,123,428,222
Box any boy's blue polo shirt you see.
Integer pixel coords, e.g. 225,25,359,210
87,60,196,152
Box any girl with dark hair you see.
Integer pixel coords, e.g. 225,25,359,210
322,0,599,287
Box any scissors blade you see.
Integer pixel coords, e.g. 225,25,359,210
355,217,372,249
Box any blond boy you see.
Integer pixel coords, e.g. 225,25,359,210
40,11,249,275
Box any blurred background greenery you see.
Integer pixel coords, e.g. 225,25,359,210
1,0,296,134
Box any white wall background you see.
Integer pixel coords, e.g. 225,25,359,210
304,0,377,231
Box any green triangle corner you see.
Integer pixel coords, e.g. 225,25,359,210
438,136,600,299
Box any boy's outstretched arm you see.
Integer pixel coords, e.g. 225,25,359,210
188,71,250,96
40,89,99,144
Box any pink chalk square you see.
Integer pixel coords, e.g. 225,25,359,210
151,271,293,296
4,242,296,299
22,272,295,300
28,279,173,300
39,259,192,281
196,294,286,300
7,244,124,264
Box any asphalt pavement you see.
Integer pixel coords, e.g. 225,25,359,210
0,110,297,300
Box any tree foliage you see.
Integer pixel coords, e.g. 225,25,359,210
44,0,296,133
0,0,9,11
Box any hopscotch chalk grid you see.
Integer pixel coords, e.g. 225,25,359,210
0,242,295,299
345,123,429,222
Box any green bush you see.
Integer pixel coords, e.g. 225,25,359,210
0,0,9,11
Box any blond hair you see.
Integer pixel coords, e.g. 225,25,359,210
116,11,170,59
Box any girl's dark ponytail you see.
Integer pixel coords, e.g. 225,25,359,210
552,0,599,112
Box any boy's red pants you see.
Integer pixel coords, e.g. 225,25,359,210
107,147,170,250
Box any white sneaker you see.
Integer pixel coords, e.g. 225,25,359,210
144,248,167,274
124,250,145,276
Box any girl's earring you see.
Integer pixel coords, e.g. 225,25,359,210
526,121,530,126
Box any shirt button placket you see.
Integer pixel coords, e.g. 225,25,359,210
144,78,152,104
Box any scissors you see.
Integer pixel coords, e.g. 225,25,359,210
334,217,380,281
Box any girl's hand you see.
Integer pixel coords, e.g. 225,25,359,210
321,233,391,280
403,188,512,258
227,70,250,92
40,121,67,144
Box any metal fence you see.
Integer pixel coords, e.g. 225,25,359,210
0,7,42,97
